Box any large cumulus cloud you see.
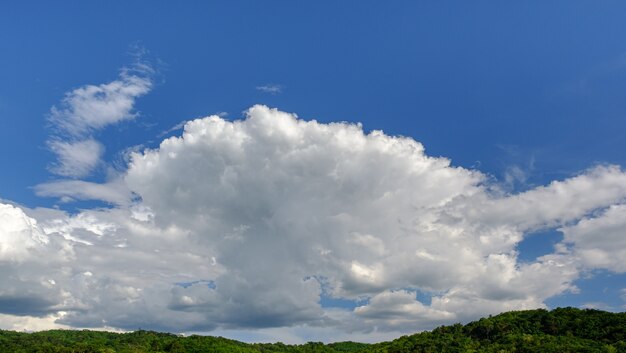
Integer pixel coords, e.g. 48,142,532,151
2,105,626,342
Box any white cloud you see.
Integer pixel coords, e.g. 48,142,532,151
4,105,626,341
0,204,74,318
464,165,626,231
34,178,133,206
38,63,153,202
0,203,49,262
47,139,104,178
354,290,454,331
0,312,70,332
121,106,626,332
49,68,152,137
46,64,152,179
559,204,626,272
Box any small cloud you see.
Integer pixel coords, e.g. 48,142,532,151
34,178,133,206
503,165,528,188
46,57,154,179
256,84,283,94
495,144,536,191
48,67,153,138
47,139,104,178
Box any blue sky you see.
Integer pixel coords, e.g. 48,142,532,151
1,1,626,343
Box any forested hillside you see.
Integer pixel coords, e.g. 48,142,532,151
1,307,624,352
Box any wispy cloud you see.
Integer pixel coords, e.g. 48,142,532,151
36,59,154,205
49,69,153,138
256,84,283,94
47,139,104,178
47,62,153,178
495,144,537,191
158,120,187,138
34,178,133,206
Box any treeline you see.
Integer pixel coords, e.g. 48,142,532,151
367,307,626,353
1,307,625,352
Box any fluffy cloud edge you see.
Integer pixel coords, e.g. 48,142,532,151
2,105,626,342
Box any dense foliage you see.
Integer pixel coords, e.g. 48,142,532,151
1,308,624,352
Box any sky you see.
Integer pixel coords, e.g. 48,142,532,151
1,0,626,344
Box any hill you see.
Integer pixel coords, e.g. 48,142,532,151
0,307,624,352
